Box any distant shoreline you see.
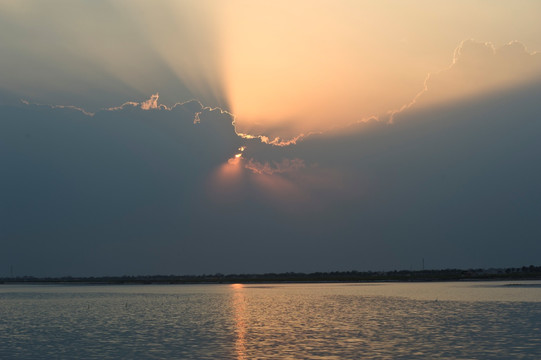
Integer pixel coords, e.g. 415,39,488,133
2,266,540,285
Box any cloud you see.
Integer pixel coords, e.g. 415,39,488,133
262,79,541,268
2,39,541,277
0,97,243,276
389,40,541,119
237,40,541,271
19,99,95,117
106,93,169,112
425,40,541,102
139,93,159,110
245,158,305,175
0,94,358,276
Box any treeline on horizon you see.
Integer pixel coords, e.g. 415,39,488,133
1,265,541,285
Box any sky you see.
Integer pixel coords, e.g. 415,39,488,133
1,1,541,276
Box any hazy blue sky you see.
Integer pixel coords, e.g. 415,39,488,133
1,1,541,276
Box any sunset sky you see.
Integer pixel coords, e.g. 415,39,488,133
1,1,541,276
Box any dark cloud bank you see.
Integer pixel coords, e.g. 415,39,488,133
245,80,541,272
2,42,541,277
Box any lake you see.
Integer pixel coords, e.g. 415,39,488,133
1,281,540,359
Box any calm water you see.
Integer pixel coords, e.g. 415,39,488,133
1,281,541,359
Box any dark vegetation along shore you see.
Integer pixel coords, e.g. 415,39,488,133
1,265,541,285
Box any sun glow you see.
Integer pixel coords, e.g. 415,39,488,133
208,152,245,203
219,1,541,139
221,1,431,138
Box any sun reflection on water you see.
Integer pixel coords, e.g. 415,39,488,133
231,284,247,360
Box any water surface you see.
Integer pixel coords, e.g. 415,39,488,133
1,281,540,359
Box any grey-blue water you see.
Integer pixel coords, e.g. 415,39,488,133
1,281,541,359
